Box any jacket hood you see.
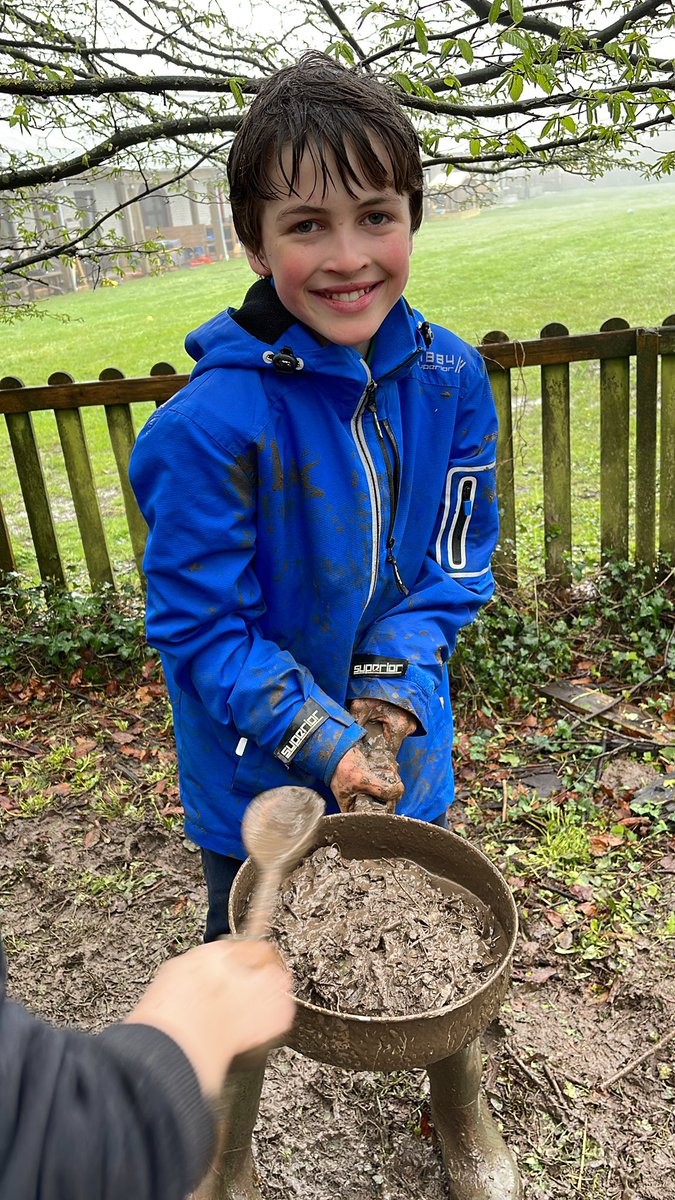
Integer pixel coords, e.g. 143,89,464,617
185,277,430,385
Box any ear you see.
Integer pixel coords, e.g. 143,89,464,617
244,245,272,277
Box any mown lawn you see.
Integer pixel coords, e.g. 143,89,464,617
1,180,674,581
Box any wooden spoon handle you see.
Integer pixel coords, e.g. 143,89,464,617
242,864,283,939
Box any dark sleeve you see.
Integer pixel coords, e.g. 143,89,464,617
0,996,215,1200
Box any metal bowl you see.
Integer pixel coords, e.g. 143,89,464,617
229,813,518,1071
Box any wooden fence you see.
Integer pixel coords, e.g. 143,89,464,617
1,316,674,593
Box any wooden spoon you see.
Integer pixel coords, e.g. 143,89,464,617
241,785,325,938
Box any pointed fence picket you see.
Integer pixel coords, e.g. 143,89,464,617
1,319,674,593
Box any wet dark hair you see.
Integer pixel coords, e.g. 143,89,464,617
227,52,424,254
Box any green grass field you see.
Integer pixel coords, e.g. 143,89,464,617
1,180,674,582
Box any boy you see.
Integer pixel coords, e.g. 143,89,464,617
130,52,499,938
130,56,521,1199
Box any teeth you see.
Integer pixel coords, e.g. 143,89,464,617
325,288,369,302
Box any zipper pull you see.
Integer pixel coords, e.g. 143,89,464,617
386,538,409,595
366,388,384,437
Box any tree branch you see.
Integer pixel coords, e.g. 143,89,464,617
312,0,368,62
0,114,241,192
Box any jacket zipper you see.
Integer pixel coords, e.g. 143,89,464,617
366,397,409,595
351,372,382,607
352,345,421,606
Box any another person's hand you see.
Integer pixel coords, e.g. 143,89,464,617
350,698,418,754
330,742,404,813
125,940,294,1099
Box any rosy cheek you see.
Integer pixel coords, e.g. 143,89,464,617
273,257,313,300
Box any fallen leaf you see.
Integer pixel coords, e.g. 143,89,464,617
659,855,675,873
48,781,71,796
506,875,526,891
545,910,565,929
418,1104,434,1139
529,966,557,984
571,883,594,902
110,730,134,745
74,738,98,754
83,827,101,849
590,833,624,856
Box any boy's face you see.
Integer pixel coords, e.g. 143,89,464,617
246,141,413,357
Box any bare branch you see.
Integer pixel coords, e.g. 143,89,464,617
312,0,368,62
0,114,241,192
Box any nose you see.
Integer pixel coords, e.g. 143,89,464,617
323,226,370,276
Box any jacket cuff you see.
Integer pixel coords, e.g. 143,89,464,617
273,691,366,785
347,662,435,735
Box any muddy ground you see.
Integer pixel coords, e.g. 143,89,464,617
1,674,673,1199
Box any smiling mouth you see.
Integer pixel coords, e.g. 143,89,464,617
315,283,379,303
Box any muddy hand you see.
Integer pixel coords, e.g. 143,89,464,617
350,698,418,755
330,739,404,813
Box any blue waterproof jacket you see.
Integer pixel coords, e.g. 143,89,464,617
130,279,499,859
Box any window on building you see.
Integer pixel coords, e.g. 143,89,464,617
140,191,171,232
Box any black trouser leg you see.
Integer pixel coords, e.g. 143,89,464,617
201,848,244,941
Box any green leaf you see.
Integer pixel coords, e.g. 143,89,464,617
470,137,481,157
536,69,553,94
228,78,245,109
508,0,524,21
415,17,429,54
457,38,474,65
488,0,502,24
392,71,414,94
500,28,529,51
562,115,577,133
509,73,524,101
507,132,529,155
331,41,356,65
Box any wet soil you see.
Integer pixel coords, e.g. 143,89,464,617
272,846,500,1016
1,679,674,1199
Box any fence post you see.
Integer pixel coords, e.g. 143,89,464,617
0,496,16,576
49,371,116,591
599,317,631,563
660,315,675,566
150,361,178,408
100,368,149,584
540,323,572,585
634,329,659,567
1,376,66,587
482,330,516,588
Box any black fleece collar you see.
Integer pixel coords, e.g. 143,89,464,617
230,278,298,345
